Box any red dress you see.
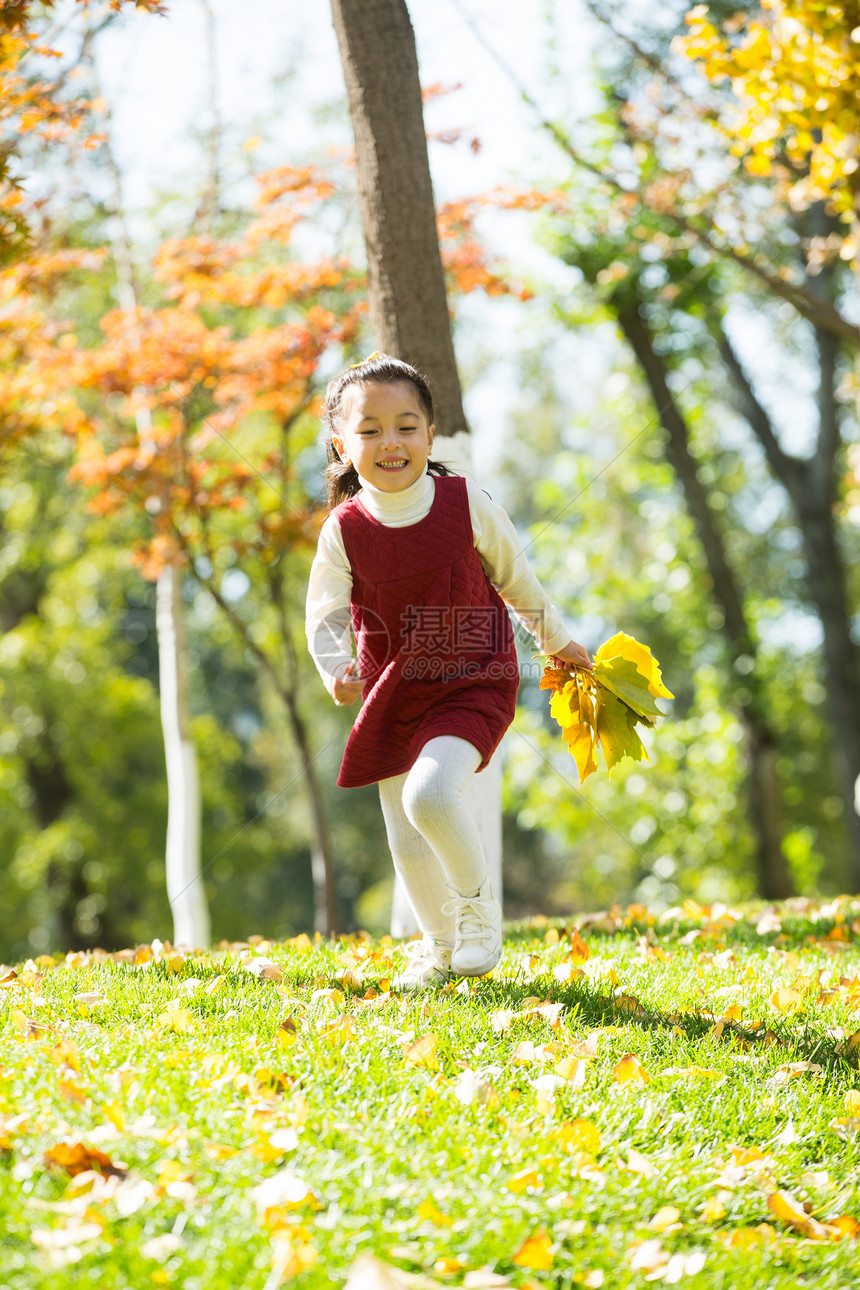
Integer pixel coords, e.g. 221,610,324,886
335,475,519,788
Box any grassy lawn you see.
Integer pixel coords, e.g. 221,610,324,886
3,898,860,1288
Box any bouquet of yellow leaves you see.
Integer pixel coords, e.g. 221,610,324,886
541,632,673,783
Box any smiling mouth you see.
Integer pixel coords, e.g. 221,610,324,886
377,460,408,470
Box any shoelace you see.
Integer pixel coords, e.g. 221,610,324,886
441,895,495,945
401,939,448,970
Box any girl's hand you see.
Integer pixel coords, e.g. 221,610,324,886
550,639,593,671
332,662,364,706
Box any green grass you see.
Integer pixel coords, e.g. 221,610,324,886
4,897,860,1288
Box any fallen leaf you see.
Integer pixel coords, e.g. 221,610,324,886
453,1068,495,1106
513,1229,554,1270
554,1056,587,1088
718,1225,777,1250
251,1170,319,1224
552,1119,601,1155
508,1168,541,1193
648,1206,681,1232
770,988,803,1014
625,1149,657,1178
767,1190,830,1239
244,957,283,983
569,929,590,962
43,1142,127,1179
403,1033,439,1071
613,1054,649,1085
270,1234,318,1279
417,1199,453,1226
767,1061,823,1086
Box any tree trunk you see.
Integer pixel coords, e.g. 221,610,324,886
330,0,505,931
157,567,209,947
283,689,339,936
618,303,794,900
329,0,467,439
717,315,860,884
88,44,209,947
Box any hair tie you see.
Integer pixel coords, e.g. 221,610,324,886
349,350,380,369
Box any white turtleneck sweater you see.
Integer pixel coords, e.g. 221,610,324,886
305,471,572,697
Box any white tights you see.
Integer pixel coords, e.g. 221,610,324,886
378,736,487,948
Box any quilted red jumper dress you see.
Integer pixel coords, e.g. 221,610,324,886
334,474,520,789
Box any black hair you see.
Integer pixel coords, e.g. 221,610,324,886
322,352,455,509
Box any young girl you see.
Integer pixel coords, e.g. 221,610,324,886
306,354,590,988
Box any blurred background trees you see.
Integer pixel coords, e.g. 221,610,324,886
0,0,857,960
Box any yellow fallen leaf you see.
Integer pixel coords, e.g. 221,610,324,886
251,1170,320,1224
554,1056,587,1088
845,1091,860,1114
102,1101,124,1131
663,1065,724,1082
58,1079,88,1104
43,1141,127,1178
613,1054,649,1085
569,929,590,962
403,1033,439,1071
513,1229,554,1270
270,1234,317,1279
648,1205,681,1232
417,1199,452,1226
625,1149,657,1178
770,988,803,1014
829,1215,860,1239
718,1225,777,1250
489,1008,514,1034
552,1119,601,1155
435,1258,464,1275
767,1061,822,1086
767,1190,830,1239
508,1168,541,1193
570,1030,603,1059
700,1197,726,1222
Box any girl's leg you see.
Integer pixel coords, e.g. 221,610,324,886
400,736,485,896
401,736,502,976
378,770,456,948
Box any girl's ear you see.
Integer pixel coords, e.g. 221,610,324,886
332,435,349,464
428,424,435,451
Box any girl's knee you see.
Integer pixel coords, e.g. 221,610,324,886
402,768,458,833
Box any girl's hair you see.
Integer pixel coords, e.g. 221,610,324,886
322,352,455,509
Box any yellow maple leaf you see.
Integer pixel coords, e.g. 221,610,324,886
403,1033,439,1070
613,1054,650,1085
513,1229,554,1270
593,632,673,699
595,687,649,773
552,1118,601,1155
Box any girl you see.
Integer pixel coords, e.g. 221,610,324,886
306,354,590,988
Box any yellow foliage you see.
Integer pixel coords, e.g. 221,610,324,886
543,634,672,782
677,1,860,235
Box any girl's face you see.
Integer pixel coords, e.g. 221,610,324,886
333,380,434,493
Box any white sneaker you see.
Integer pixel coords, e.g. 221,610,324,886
444,881,503,977
392,938,452,990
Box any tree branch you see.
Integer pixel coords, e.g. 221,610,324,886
713,320,804,500
449,0,860,347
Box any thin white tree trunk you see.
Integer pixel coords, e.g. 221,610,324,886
158,566,209,947
390,433,504,936
86,39,208,947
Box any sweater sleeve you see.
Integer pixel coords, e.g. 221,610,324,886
305,514,355,698
467,480,573,656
